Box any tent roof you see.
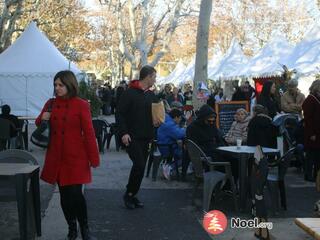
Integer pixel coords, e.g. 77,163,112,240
287,21,320,75
235,32,293,78
159,60,186,85
0,21,80,74
208,39,248,80
172,56,195,86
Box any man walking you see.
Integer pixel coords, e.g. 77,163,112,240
116,65,158,209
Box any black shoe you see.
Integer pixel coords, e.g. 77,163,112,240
132,197,144,208
66,220,77,240
80,223,96,240
123,194,135,209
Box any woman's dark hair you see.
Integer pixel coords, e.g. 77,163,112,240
260,80,274,97
169,109,183,119
53,70,79,98
139,65,156,81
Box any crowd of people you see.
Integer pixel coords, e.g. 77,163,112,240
1,66,320,240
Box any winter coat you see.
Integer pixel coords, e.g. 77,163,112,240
186,119,224,159
302,94,320,150
247,113,277,148
281,90,305,114
225,116,250,145
157,114,186,157
257,95,280,119
116,80,158,140
36,97,100,186
0,114,20,137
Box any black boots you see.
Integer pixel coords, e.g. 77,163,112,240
123,193,144,209
66,219,77,240
80,220,95,240
123,194,135,209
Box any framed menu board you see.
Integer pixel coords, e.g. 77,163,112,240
215,101,249,136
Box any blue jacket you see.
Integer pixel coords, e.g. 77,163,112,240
157,114,186,157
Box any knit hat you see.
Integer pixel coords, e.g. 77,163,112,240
236,108,248,117
196,104,217,120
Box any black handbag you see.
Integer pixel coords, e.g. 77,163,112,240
30,99,54,148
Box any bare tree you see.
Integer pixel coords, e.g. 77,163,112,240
0,0,24,52
193,0,212,110
100,0,190,77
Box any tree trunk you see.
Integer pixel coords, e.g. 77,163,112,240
193,0,212,110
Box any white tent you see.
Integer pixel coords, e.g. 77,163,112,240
208,39,249,80
0,21,80,116
207,48,223,79
287,21,320,75
172,56,196,86
158,60,186,85
235,32,294,78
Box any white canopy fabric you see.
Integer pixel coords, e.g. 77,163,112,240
208,39,249,80
0,22,81,116
158,60,186,85
0,22,80,73
234,32,294,78
207,48,223,79
172,56,195,86
287,21,320,75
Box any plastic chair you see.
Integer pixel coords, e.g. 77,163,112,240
186,139,238,212
267,147,296,213
92,119,109,153
0,149,41,239
106,122,122,151
0,149,38,164
145,141,175,181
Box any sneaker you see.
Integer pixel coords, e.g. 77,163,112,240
132,197,144,208
123,194,135,210
162,164,170,180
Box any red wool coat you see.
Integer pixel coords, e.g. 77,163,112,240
302,94,320,150
36,97,100,186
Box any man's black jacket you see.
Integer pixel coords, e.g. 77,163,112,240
116,82,158,141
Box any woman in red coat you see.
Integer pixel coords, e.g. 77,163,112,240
36,70,99,240
302,79,320,182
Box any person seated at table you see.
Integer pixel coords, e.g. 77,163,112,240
186,104,224,165
225,108,250,145
157,109,186,166
247,104,277,148
0,104,21,150
0,104,20,137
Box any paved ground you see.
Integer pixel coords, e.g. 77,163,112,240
0,115,319,240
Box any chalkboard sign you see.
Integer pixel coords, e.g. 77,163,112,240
215,101,249,136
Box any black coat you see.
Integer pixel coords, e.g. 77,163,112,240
247,114,277,148
186,119,224,159
116,87,158,140
257,95,280,119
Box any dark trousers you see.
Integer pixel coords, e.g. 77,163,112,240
58,184,88,226
305,150,320,181
126,139,150,196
